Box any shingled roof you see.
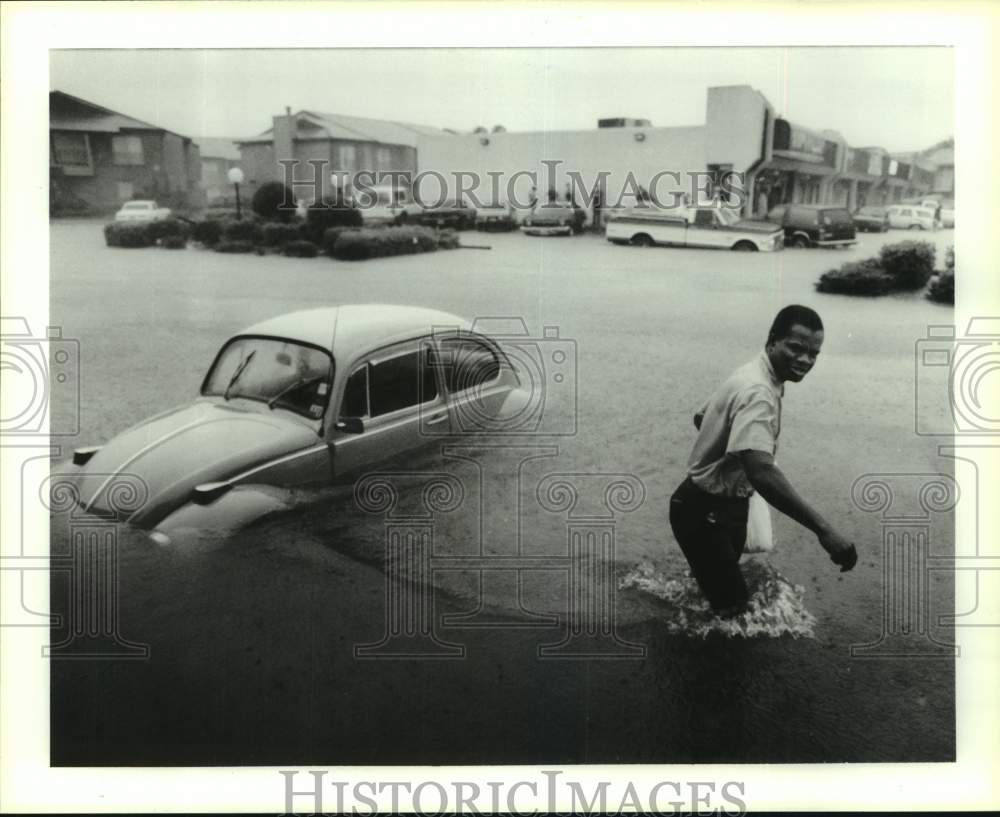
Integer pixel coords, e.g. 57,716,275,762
241,110,451,147
49,90,190,141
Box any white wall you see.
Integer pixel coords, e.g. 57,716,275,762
416,125,708,212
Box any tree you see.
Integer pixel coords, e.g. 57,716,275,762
251,181,297,223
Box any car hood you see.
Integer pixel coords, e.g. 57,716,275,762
732,219,783,234
74,401,318,527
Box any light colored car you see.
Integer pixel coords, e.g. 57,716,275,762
113,200,172,223
520,203,586,236
63,305,532,543
939,206,955,228
607,203,784,251
357,184,422,225
887,204,939,231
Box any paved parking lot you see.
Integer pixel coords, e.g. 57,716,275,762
48,219,956,765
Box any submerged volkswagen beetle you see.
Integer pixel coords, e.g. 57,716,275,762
66,305,533,541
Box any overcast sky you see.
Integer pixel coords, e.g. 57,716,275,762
50,47,952,152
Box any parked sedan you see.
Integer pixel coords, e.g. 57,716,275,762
113,200,172,223
853,206,890,232
475,203,516,232
521,204,587,236
414,199,477,230
62,305,531,543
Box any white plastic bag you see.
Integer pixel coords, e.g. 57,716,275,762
745,491,774,553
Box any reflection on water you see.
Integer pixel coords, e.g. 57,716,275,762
618,558,817,639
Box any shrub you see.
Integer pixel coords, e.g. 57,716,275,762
878,240,936,290
251,182,296,223
215,240,255,254
322,226,359,257
816,258,895,296
926,244,955,304
437,229,460,250
191,219,223,246
104,222,156,248
328,226,441,261
221,219,261,244
283,240,319,258
147,218,190,242
162,234,187,250
301,198,363,243
926,272,954,304
261,222,301,247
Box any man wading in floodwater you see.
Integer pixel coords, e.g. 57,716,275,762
669,305,858,618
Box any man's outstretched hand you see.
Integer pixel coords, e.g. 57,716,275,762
830,544,858,572
820,529,859,572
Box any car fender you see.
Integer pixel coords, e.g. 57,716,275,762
150,483,297,542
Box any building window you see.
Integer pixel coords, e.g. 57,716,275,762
375,146,392,166
112,135,145,166
338,144,357,169
51,132,93,175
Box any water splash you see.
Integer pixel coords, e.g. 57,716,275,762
618,558,817,639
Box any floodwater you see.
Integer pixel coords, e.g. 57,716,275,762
46,220,957,765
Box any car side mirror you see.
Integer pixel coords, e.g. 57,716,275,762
335,417,365,434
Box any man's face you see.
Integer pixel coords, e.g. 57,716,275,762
767,324,824,383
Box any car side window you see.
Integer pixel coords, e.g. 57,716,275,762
369,348,438,417
341,365,369,418
440,337,501,393
693,209,715,228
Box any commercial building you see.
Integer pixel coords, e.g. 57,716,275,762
49,90,202,215
416,85,946,222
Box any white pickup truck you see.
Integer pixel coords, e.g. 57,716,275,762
606,204,784,252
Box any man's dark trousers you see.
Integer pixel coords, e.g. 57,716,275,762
669,476,751,612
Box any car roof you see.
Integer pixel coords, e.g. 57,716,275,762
237,304,472,362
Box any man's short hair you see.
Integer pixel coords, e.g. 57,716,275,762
767,305,824,345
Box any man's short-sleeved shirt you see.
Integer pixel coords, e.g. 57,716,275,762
687,352,784,498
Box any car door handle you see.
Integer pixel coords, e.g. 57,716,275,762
425,413,448,426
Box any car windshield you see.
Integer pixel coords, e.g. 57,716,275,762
202,336,333,420
123,202,152,210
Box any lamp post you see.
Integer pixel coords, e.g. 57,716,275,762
228,167,245,220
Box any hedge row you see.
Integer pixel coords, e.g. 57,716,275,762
106,216,460,262
816,241,937,297
324,225,445,261
104,219,191,249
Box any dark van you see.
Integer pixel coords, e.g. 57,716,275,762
768,204,857,248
